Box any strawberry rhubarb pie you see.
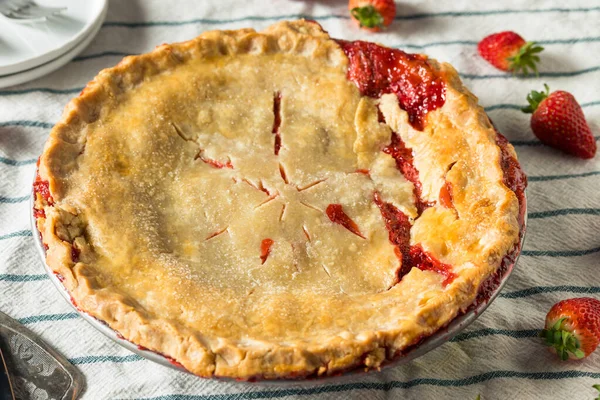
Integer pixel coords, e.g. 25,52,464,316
33,20,526,379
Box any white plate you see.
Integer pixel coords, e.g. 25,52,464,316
0,3,107,89
0,0,107,76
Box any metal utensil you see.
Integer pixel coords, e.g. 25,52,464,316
0,345,15,400
0,0,66,21
0,311,85,399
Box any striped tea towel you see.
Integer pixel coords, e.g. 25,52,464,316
1,0,599,398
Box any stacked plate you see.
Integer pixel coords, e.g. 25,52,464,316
0,0,108,88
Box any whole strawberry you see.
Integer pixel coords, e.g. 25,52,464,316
349,0,395,32
522,84,597,159
477,31,544,75
541,297,600,360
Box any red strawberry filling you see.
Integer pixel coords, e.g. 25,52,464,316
33,178,53,204
71,246,80,263
326,204,365,239
33,169,53,249
373,192,412,279
260,238,274,264
409,245,456,286
373,192,456,286
383,132,434,215
495,131,528,230
474,132,527,305
438,181,454,209
197,154,233,169
334,40,460,285
33,174,53,219
272,92,282,155
33,167,82,263
336,40,446,131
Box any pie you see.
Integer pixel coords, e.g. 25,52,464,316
33,20,527,379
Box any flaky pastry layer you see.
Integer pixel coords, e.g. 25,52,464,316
36,20,522,379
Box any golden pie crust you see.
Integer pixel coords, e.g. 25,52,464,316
35,20,524,379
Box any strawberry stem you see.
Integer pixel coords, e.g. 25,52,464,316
521,83,550,113
351,5,384,29
594,384,600,400
507,41,544,76
540,317,585,360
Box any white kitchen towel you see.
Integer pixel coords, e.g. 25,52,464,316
1,0,599,399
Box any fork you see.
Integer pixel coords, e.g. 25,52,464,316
0,0,66,21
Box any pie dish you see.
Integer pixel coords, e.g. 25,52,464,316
33,20,527,380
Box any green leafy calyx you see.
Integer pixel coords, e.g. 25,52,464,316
521,84,550,114
508,41,544,76
539,317,585,361
351,5,384,29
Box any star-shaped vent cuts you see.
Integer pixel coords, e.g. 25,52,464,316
162,89,455,296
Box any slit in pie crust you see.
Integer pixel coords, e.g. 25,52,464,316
34,20,526,379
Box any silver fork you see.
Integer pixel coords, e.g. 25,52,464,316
0,0,66,21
